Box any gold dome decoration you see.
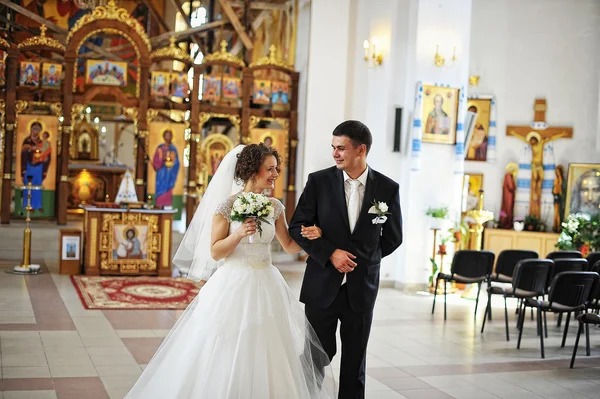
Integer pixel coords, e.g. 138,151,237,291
203,40,245,68
18,25,66,52
249,45,293,71
151,36,193,64
66,0,151,53
0,37,9,49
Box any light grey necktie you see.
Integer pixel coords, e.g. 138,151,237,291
348,179,360,232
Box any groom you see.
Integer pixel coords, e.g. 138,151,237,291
289,120,403,398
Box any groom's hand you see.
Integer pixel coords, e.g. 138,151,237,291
330,249,357,273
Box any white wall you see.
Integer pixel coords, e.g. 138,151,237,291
468,0,600,218
301,0,352,185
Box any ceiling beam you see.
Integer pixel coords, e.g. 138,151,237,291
218,0,253,50
0,0,67,35
140,0,172,33
149,20,226,47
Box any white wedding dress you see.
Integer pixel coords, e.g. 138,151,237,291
125,196,334,399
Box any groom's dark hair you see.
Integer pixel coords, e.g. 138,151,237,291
332,120,372,154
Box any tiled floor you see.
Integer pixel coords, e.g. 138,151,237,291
0,259,599,398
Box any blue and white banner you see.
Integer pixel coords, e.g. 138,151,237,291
411,81,423,172
515,144,532,219
487,98,497,162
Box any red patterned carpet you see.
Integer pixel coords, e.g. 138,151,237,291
71,276,200,309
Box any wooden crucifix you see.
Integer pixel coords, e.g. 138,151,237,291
506,99,573,219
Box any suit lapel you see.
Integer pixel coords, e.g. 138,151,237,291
329,168,350,232
353,168,378,234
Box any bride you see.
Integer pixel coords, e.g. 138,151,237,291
125,144,334,398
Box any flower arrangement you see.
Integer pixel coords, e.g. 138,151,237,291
230,192,274,243
557,213,600,256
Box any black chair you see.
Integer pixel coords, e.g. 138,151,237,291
490,250,539,284
549,258,588,329
481,259,552,341
485,250,539,322
432,250,495,321
520,271,599,358
547,250,583,260
586,252,600,269
570,313,600,368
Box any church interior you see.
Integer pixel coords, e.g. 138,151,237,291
0,0,600,397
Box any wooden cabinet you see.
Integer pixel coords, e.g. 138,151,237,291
483,229,559,258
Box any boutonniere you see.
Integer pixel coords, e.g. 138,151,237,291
368,201,390,234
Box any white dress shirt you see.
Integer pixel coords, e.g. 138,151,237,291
341,167,369,285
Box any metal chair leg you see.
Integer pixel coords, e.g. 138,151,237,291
570,322,583,369
431,277,440,314
538,307,545,359
543,311,548,338
585,322,591,356
504,295,510,341
561,312,571,348
474,282,482,318
557,312,563,328
517,302,526,349
481,294,490,334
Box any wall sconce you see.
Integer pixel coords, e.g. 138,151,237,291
434,45,456,68
469,75,480,86
363,37,383,67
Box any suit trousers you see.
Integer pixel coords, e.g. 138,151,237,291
305,284,374,399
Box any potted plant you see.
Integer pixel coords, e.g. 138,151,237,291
438,233,451,255
428,257,439,289
425,206,449,230
524,215,541,231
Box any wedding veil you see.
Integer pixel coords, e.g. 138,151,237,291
173,145,245,281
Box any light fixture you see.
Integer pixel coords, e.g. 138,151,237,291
86,107,91,114
94,117,100,124
363,37,383,67
101,126,107,133
434,45,456,68
469,75,480,86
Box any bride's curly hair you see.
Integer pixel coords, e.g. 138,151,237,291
235,143,282,184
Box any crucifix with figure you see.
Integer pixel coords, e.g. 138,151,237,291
506,99,573,219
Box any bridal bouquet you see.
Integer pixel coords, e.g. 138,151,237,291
230,192,274,243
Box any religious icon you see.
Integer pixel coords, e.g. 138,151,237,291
20,62,40,87
253,79,272,104
553,164,567,232
112,224,148,260
170,72,189,98
41,63,62,89
61,236,80,261
499,163,518,229
0,60,6,87
271,81,289,105
465,98,491,161
421,85,459,145
150,71,170,97
564,163,600,219
463,173,483,212
250,127,287,199
203,75,222,101
15,115,58,216
506,99,573,219
85,60,127,87
222,77,241,100
151,129,181,207
209,142,227,175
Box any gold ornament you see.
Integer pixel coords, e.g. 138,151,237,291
0,37,9,49
249,45,293,71
67,0,151,53
203,40,245,68
151,36,193,64
18,25,66,52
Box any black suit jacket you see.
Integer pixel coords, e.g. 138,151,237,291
289,166,403,313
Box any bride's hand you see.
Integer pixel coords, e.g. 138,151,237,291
235,217,258,240
301,225,321,240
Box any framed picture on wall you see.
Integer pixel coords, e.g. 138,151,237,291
421,84,460,145
564,163,600,219
86,60,127,86
41,63,62,89
462,173,484,212
61,235,80,261
150,71,170,97
20,61,40,87
465,97,492,161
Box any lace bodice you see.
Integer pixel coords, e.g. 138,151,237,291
215,195,284,268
